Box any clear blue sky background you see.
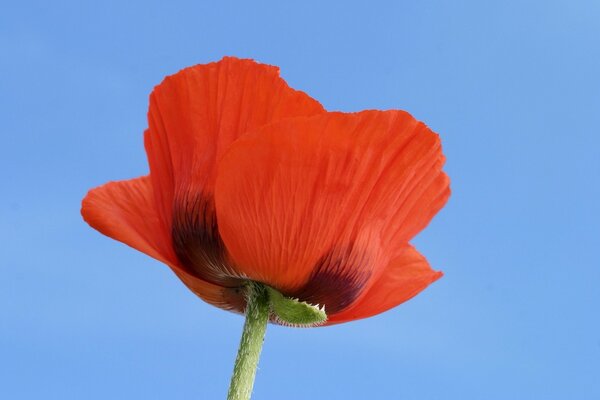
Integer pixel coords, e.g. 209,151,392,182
1,1,599,399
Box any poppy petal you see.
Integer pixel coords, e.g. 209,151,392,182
214,111,449,315
144,57,324,284
81,176,240,310
144,56,324,224
326,245,442,324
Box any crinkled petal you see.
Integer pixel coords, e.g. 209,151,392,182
327,245,442,324
215,110,449,315
81,176,240,310
144,57,324,285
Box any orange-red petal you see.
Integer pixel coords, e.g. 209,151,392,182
144,56,324,232
326,245,443,324
214,110,449,316
143,57,324,287
81,176,240,310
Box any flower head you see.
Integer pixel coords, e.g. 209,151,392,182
82,57,450,325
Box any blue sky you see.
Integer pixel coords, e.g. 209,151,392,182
1,1,599,399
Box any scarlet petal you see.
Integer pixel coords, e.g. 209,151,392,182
214,111,449,316
81,177,240,310
327,245,443,324
143,57,324,284
144,56,324,230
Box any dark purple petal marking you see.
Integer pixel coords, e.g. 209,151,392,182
291,244,373,314
172,192,241,287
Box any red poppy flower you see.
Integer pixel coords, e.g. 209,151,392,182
81,57,450,325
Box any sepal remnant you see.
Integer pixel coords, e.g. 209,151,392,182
266,286,327,327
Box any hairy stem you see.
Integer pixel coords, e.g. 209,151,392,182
227,282,269,400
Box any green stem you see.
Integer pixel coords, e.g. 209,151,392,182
227,282,270,400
